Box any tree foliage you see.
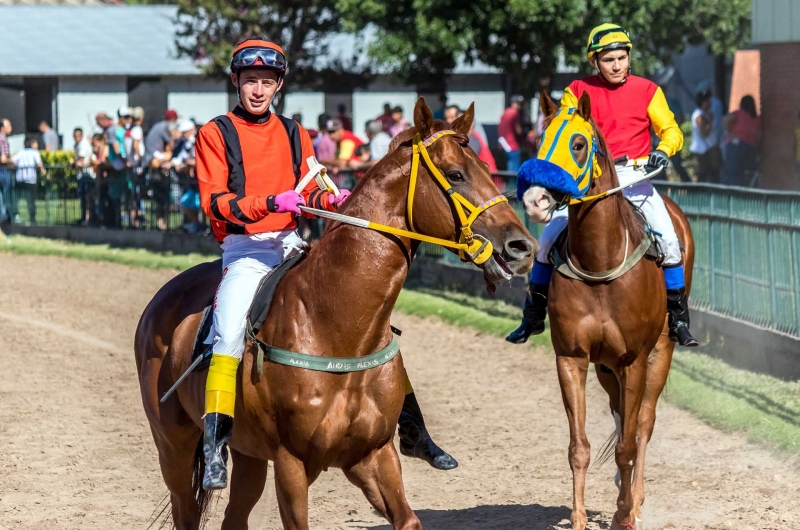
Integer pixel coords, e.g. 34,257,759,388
174,0,372,99
338,0,751,93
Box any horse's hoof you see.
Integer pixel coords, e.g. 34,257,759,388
610,513,636,530
635,516,645,530
202,462,228,490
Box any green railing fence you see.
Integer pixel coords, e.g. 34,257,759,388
3,167,793,338
656,182,800,338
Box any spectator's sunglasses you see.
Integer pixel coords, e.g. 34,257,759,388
231,47,287,74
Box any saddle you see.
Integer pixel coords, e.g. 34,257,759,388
190,250,308,370
549,202,666,283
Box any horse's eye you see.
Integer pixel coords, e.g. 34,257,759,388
448,171,465,182
573,142,586,151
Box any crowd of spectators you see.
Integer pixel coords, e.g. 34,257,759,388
0,108,203,232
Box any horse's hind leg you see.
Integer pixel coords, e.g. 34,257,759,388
556,354,591,530
152,425,203,530
221,449,269,530
611,353,648,530
631,332,675,525
343,442,421,529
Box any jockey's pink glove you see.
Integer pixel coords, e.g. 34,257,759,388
269,190,305,215
330,189,351,209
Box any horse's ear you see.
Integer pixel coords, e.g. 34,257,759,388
450,102,474,135
413,97,435,136
576,91,592,120
540,90,558,118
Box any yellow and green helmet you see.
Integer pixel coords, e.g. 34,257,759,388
586,23,632,61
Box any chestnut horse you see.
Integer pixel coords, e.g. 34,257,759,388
134,98,535,530
534,92,694,529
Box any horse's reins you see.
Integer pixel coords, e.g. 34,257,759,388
299,130,508,265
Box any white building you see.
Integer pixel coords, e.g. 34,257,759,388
0,4,520,150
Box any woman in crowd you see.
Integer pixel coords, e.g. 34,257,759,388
690,90,716,182
722,95,760,186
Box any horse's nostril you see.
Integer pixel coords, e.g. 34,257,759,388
505,238,534,259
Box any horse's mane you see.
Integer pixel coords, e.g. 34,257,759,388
589,119,646,243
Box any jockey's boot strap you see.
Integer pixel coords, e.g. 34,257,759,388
506,285,549,345
397,392,459,471
667,287,699,347
202,412,233,491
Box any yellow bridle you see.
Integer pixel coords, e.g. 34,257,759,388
299,129,507,265
407,130,508,264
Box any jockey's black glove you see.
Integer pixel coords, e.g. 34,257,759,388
645,149,670,174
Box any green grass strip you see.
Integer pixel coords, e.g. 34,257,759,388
0,234,216,270
2,235,799,456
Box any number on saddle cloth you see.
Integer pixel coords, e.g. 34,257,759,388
189,250,308,371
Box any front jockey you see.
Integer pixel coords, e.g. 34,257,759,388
507,23,698,348
197,38,456,491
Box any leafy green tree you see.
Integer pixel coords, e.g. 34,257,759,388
338,0,751,94
173,0,372,109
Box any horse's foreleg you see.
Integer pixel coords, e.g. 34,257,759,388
343,442,421,530
631,331,675,525
274,449,312,530
221,449,269,530
556,354,590,530
612,353,648,530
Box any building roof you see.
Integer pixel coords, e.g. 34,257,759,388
0,6,199,76
0,5,500,77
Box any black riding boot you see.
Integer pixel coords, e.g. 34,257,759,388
398,392,458,470
505,284,549,344
202,413,234,490
667,287,699,347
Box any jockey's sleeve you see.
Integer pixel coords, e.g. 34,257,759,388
647,87,684,157
294,127,336,216
560,86,579,109
196,124,269,225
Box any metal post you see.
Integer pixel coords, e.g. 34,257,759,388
766,198,777,328
729,191,738,318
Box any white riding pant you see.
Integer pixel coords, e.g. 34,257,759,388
208,230,307,360
536,164,682,267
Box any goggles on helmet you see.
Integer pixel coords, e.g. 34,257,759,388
231,47,287,76
587,26,631,54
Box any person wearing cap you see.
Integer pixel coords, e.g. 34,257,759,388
144,109,179,168
323,118,365,169
498,95,525,172
194,37,357,491
508,23,698,349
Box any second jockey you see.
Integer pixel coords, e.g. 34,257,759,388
197,38,457,491
506,23,698,348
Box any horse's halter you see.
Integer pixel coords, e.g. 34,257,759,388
407,130,508,265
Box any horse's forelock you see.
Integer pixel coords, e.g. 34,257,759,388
386,119,461,155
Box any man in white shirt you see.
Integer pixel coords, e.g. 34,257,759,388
11,138,45,224
366,119,391,161
73,128,95,225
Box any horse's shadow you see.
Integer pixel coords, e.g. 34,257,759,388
366,503,609,529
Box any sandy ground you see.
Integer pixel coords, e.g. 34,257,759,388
0,252,798,530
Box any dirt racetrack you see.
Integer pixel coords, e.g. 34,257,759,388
1,252,798,530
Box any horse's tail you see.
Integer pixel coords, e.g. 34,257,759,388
192,436,215,527
590,429,618,471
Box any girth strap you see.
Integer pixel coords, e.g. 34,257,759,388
251,336,400,376
553,233,652,283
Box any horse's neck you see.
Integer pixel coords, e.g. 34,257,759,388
297,169,413,356
566,161,630,271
